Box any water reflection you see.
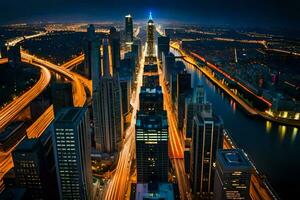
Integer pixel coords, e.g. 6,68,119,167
291,128,299,144
265,121,272,133
278,125,287,142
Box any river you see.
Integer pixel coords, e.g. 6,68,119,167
171,49,300,199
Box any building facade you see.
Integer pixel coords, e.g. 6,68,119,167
53,107,92,200
136,111,169,183
190,111,224,199
214,149,253,200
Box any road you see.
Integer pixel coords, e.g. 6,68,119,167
6,31,48,47
21,51,86,107
0,62,51,130
0,58,8,64
103,46,145,200
158,63,192,200
61,54,84,70
60,54,93,96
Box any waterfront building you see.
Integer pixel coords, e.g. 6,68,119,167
176,69,192,129
214,149,253,200
190,109,224,199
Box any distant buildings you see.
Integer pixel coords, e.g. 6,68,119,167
214,149,253,200
146,12,156,63
157,36,170,61
136,111,168,183
53,107,92,200
109,27,121,75
93,39,123,153
125,14,133,44
84,24,101,91
190,107,224,199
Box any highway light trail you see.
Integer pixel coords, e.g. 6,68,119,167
104,46,146,200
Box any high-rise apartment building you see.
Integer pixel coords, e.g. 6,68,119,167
190,109,224,199
84,24,101,91
93,39,123,153
125,14,133,44
53,107,92,200
136,111,168,183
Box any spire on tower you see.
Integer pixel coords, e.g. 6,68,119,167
149,11,153,20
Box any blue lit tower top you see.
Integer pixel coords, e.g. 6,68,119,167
149,11,153,20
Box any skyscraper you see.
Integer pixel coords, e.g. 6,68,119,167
184,85,209,139
214,149,253,200
51,82,73,113
136,111,168,183
190,109,224,199
13,125,58,200
157,36,170,61
84,24,101,91
139,86,163,112
93,39,123,153
162,52,175,85
109,27,121,75
125,14,133,44
176,69,192,129
53,107,92,200
146,12,156,63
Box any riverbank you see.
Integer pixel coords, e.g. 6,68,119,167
171,43,300,127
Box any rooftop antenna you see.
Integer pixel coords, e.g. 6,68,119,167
149,11,153,20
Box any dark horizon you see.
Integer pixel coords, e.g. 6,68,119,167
1,0,299,28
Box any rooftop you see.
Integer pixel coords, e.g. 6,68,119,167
217,149,253,172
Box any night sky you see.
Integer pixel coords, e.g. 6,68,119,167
1,0,299,27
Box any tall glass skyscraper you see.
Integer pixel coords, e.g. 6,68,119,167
125,14,133,44
84,24,101,91
109,27,120,75
190,108,224,199
146,12,155,60
136,111,169,183
93,39,123,153
53,107,92,200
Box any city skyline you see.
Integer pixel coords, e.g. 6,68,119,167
0,5,299,200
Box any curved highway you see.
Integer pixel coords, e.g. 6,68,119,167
0,62,51,130
21,51,87,107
